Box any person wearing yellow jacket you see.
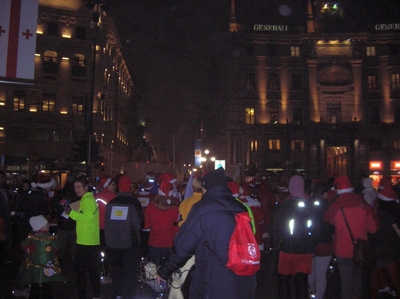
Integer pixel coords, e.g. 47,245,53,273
63,176,100,299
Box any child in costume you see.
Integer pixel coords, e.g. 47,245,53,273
19,215,65,299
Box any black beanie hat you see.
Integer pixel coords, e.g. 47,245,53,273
202,167,228,191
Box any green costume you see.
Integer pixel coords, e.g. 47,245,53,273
19,232,66,285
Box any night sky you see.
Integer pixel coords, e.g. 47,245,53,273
104,0,400,163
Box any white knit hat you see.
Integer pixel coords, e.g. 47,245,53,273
29,215,48,231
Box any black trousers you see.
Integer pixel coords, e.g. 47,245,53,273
75,244,100,299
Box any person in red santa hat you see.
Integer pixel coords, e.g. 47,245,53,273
370,184,400,299
28,174,57,227
324,175,379,299
94,175,117,283
238,182,265,251
158,172,182,205
144,180,179,267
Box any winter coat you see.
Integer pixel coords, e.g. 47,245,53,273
95,188,116,230
273,197,315,254
323,192,378,258
104,192,143,249
158,186,257,299
178,191,202,227
20,232,66,285
370,200,400,262
144,202,179,248
51,184,79,230
68,192,100,246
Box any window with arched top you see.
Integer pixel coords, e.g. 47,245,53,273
72,54,86,77
43,50,58,74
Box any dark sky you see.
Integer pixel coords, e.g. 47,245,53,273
104,0,400,163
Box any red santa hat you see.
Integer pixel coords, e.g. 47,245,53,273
378,187,397,201
31,174,56,190
228,181,240,197
158,180,173,197
118,175,132,193
249,177,260,187
379,177,392,190
97,176,112,190
158,172,177,184
333,175,354,194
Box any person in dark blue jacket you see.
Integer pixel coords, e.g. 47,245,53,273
157,167,257,299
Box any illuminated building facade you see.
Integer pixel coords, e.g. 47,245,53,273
222,0,400,185
0,0,136,185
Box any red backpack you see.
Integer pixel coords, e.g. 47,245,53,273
226,202,261,276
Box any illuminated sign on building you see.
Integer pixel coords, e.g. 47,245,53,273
375,24,400,31
369,161,383,170
253,24,288,32
390,161,400,171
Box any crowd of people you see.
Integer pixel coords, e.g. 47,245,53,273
0,168,399,299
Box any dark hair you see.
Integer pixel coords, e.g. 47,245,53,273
74,175,89,188
312,181,329,197
192,176,203,193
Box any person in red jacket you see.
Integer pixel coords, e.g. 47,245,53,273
144,181,179,267
324,175,378,299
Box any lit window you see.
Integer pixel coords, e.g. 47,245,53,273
290,46,300,57
72,96,84,115
268,139,281,150
13,91,25,111
246,108,255,124
391,72,400,90
42,93,55,112
366,46,376,57
250,140,258,152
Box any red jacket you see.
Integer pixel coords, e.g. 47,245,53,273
323,192,378,258
144,203,179,248
95,189,117,230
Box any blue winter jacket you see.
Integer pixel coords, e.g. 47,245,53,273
158,186,257,299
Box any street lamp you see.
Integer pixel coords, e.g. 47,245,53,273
204,150,210,170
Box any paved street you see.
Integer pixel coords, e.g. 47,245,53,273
0,243,340,299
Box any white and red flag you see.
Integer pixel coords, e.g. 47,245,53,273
0,0,39,80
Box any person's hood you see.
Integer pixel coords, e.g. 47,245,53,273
288,175,304,198
362,177,374,190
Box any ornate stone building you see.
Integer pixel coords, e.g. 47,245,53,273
217,0,400,185
0,0,136,185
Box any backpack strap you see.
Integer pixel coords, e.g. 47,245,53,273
234,197,256,234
